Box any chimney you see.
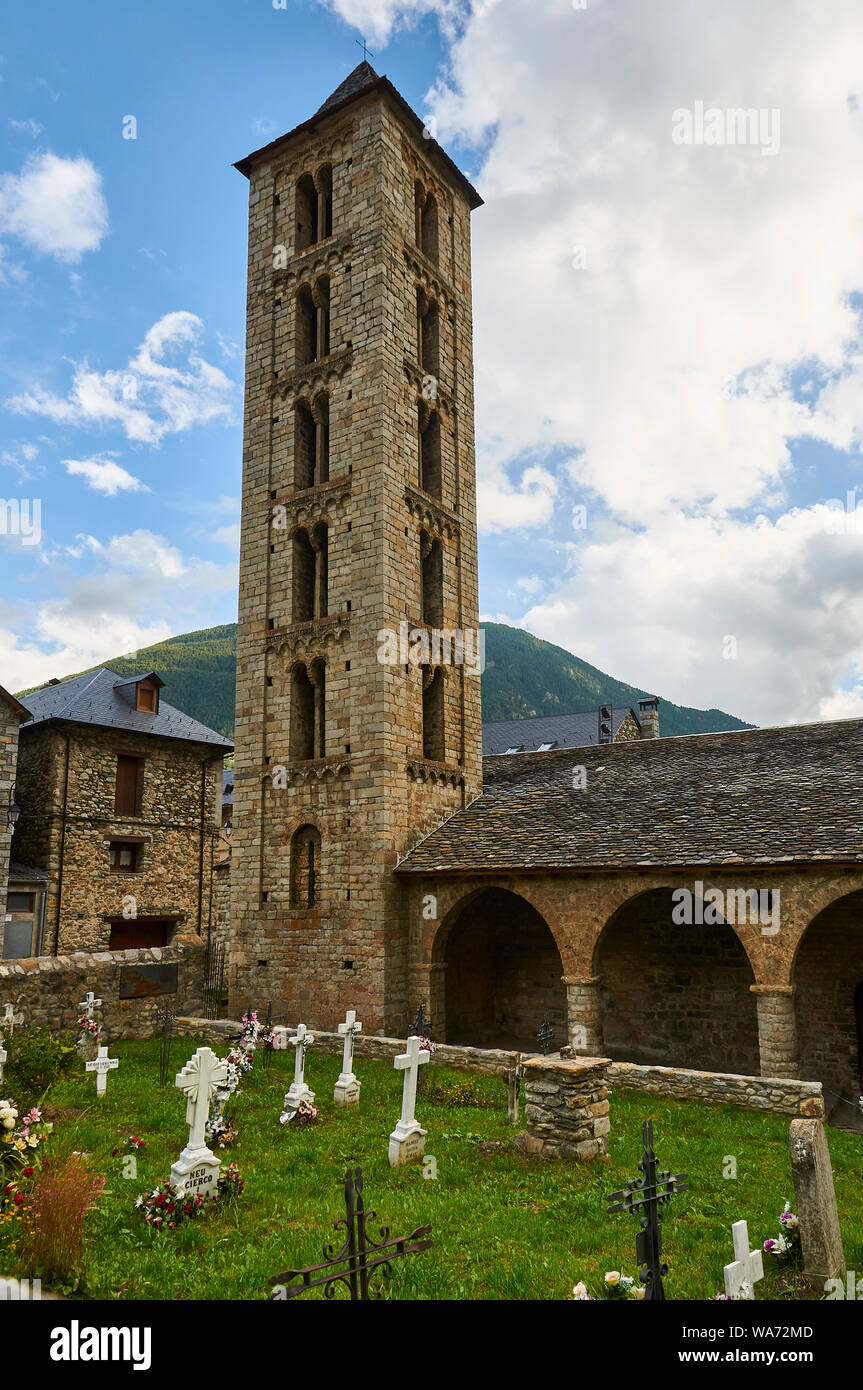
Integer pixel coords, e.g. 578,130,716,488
638,697,660,740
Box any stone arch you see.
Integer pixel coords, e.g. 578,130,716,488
792,886,863,1110
430,886,567,1049
593,885,760,1074
290,823,322,908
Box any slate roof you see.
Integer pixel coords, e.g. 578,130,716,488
9,861,49,883
19,669,233,753
0,683,30,721
482,707,637,755
234,62,483,210
396,718,863,874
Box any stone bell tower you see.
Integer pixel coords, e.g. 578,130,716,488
229,63,484,1031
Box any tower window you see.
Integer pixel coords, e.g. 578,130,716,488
420,531,443,628
296,174,318,253
291,521,328,623
419,408,442,499
421,193,439,267
290,659,326,759
421,664,445,761
294,399,316,489
419,294,440,378
296,285,317,366
315,165,333,241
290,824,321,908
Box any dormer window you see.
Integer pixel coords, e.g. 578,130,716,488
136,678,159,713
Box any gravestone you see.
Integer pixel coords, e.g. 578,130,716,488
788,1117,845,1291
334,1009,362,1107
85,1045,119,1098
388,1035,429,1167
279,1024,315,1123
77,991,102,1062
171,1047,228,1199
0,1036,6,1089
723,1220,763,1300
1,1004,23,1032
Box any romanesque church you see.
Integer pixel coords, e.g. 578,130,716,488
229,62,863,1126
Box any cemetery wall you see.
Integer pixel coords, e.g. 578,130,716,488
609,1060,824,1116
0,935,205,1038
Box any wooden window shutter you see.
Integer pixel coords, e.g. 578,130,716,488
115,755,139,816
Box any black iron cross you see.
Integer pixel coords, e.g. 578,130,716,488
268,1168,432,1301
537,1016,554,1054
356,37,374,63
606,1119,688,1300
262,1000,273,1071
409,1002,432,1039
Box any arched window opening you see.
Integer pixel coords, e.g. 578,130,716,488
313,276,331,360
290,659,326,760
421,298,440,378
296,285,317,366
420,531,443,628
419,408,442,499
294,400,316,490
312,393,330,484
292,528,315,622
315,166,333,241
290,824,321,908
421,193,439,266
296,175,318,253
422,664,445,762
310,521,329,619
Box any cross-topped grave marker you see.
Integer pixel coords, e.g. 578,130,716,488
607,1119,688,1300
389,1035,430,1167
0,1035,7,1088
171,1047,228,1198
334,1009,362,1108
85,1044,119,1098
279,1023,316,1124
78,991,101,1020
2,1003,23,1032
723,1219,764,1300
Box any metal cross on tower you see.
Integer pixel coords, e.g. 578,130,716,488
356,37,375,62
606,1119,689,1300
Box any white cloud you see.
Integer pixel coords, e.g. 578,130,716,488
477,462,558,533
318,0,467,45
0,152,108,263
9,119,43,136
1,527,237,691
7,311,236,444
63,454,148,496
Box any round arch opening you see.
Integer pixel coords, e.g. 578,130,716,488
793,887,863,1109
593,887,759,1074
434,887,566,1050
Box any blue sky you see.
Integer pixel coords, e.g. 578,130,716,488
3,0,863,727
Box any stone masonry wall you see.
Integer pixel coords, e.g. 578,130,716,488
0,935,205,1039
0,699,22,929
515,1056,612,1161
610,1061,823,1116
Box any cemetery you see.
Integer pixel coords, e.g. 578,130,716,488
1,1002,861,1301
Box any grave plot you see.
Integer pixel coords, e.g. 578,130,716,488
1,1035,861,1301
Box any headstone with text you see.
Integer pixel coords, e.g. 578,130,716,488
279,1024,315,1123
388,1035,429,1167
334,1009,362,1107
85,1044,119,1098
171,1047,228,1199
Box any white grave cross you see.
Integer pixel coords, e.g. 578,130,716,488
723,1220,764,1300
334,1009,362,1107
388,1035,430,1166
2,1003,23,1031
0,1035,6,1088
279,1023,316,1123
85,1044,119,1097
175,1048,228,1150
78,991,102,1021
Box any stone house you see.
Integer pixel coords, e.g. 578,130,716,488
10,668,233,957
229,63,863,1127
0,683,31,950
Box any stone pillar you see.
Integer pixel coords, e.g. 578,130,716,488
752,985,799,1078
789,1118,845,1291
407,960,445,1039
563,975,603,1055
514,1056,612,1161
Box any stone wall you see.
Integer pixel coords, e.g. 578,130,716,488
212,860,231,950
0,935,205,1039
515,1056,612,1161
14,723,223,954
609,1060,823,1116
0,698,22,930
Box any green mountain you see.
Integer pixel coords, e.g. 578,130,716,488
18,620,753,741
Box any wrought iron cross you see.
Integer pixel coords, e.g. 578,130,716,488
269,1167,431,1300
537,1016,554,1054
356,37,374,63
607,1119,688,1300
409,1002,432,1039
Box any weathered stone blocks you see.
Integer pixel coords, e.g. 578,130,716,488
514,1056,612,1161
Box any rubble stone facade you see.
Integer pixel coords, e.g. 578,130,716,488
230,67,483,1031
0,686,28,934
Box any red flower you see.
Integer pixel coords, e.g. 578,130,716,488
3,1183,13,1195
183,1201,192,1214
13,1192,24,1207
21,1167,33,1178
111,1147,119,1157
155,1193,166,1207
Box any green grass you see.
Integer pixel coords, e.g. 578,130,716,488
7,1040,862,1301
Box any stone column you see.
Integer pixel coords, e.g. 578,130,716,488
407,960,445,1039
752,984,800,1078
563,975,603,1055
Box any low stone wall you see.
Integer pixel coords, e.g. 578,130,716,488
609,1061,824,1117
515,1056,612,1161
0,935,205,1040
175,1017,521,1076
